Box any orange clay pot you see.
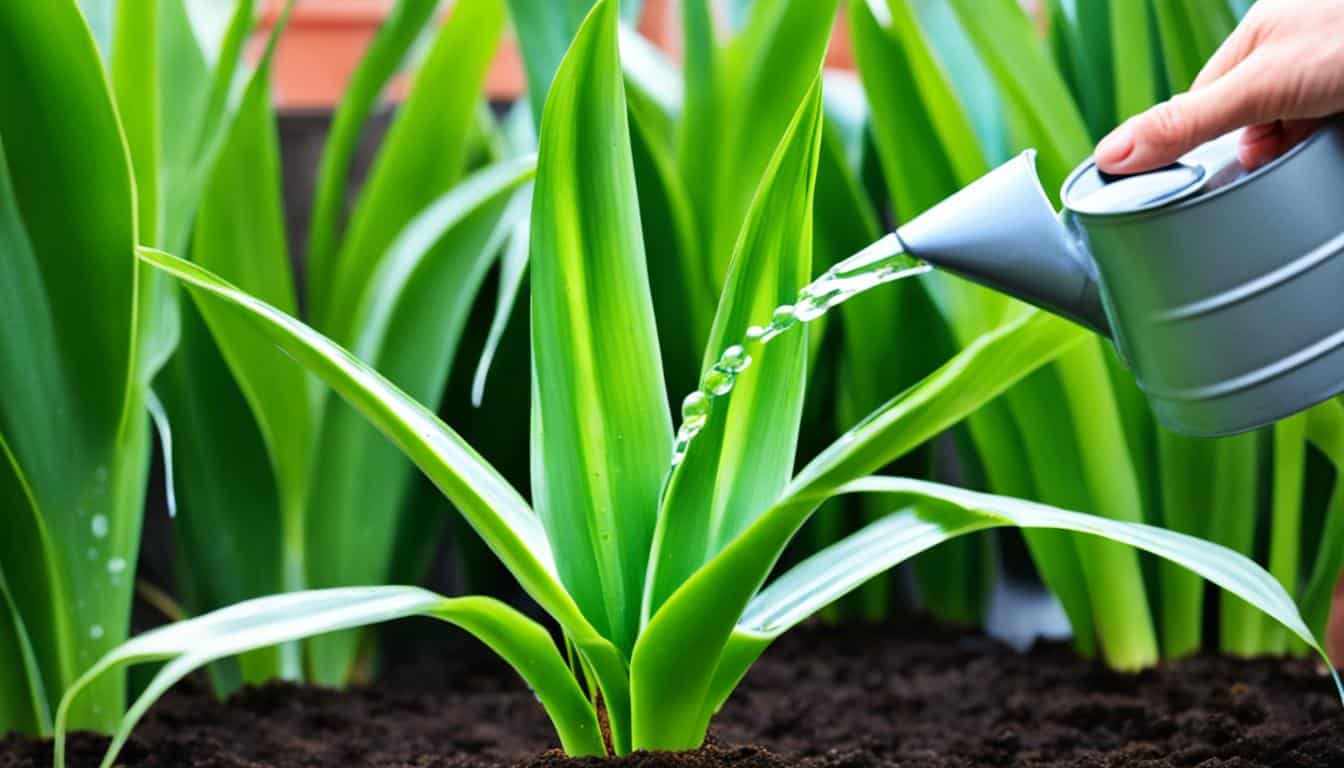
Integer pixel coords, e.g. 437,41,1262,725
254,0,680,111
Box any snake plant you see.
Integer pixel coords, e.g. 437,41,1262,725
51,3,1339,765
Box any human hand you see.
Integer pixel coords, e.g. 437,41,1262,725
1095,0,1344,174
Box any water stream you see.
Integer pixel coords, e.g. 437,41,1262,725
668,233,930,467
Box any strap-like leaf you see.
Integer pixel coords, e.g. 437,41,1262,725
321,0,506,334
702,0,841,288
0,0,146,732
645,77,824,620
305,156,533,682
143,244,634,756
1300,400,1344,635
631,309,1083,750
54,588,604,768
701,478,1343,721
136,249,626,658
305,0,439,312
530,0,672,663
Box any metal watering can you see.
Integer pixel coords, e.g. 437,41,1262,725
893,120,1344,437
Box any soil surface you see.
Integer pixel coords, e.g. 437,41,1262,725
3,621,1341,767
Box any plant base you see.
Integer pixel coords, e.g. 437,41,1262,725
4,621,1340,767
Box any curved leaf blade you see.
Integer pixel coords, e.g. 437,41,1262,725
631,308,1083,750
702,477,1341,718
644,77,824,620
529,0,671,658
138,248,589,637
305,0,440,311
304,156,534,681
322,0,506,334
0,0,147,732
54,588,604,768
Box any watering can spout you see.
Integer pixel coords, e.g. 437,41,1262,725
897,150,1111,337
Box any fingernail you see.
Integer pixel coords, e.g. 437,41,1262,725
1096,122,1135,168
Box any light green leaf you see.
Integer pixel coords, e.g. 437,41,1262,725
322,0,505,334
0,0,148,732
471,188,533,406
703,0,840,288
712,478,1341,709
631,308,1083,750
55,588,604,768
1301,400,1344,636
138,247,629,665
947,0,1090,194
508,0,595,123
628,83,713,407
645,77,824,619
529,0,671,664
306,0,440,313
159,57,309,682
305,156,533,682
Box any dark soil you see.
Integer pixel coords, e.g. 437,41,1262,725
3,621,1341,767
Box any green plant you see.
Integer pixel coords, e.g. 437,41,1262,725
846,0,1344,665
151,0,534,689
0,0,164,736
54,2,1338,765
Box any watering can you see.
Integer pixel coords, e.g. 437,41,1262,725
893,119,1344,437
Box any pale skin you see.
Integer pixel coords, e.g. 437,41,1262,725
1095,0,1344,663
1095,0,1344,174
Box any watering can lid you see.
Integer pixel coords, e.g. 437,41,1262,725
1063,130,1244,217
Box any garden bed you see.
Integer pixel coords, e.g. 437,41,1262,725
4,620,1339,768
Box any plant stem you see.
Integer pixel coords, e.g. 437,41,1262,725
1264,415,1307,654
1003,372,1097,658
1155,429,1216,658
1210,432,1262,656
1053,340,1157,669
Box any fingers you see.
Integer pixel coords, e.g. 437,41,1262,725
1096,61,1272,173
1191,19,1258,90
1237,118,1324,169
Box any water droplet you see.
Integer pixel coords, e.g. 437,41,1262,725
107,558,127,574
717,345,751,374
91,515,108,539
89,625,104,640
681,391,709,423
664,235,930,472
702,368,734,396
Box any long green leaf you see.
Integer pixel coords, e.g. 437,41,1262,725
55,588,603,768
160,59,309,683
629,83,713,401
701,0,840,288
138,247,630,705
507,0,595,123
645,77,823,619
305,156,533,682
710,477,1341,712
630,308,1083,750
0,546,49,735
1301,400,1344,636
529,0,671,665
322,0,505,333
1264,414,1307,654
305,0,440,312
0,0,147,732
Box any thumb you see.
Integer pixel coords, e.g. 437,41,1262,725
1095,64,1268,173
